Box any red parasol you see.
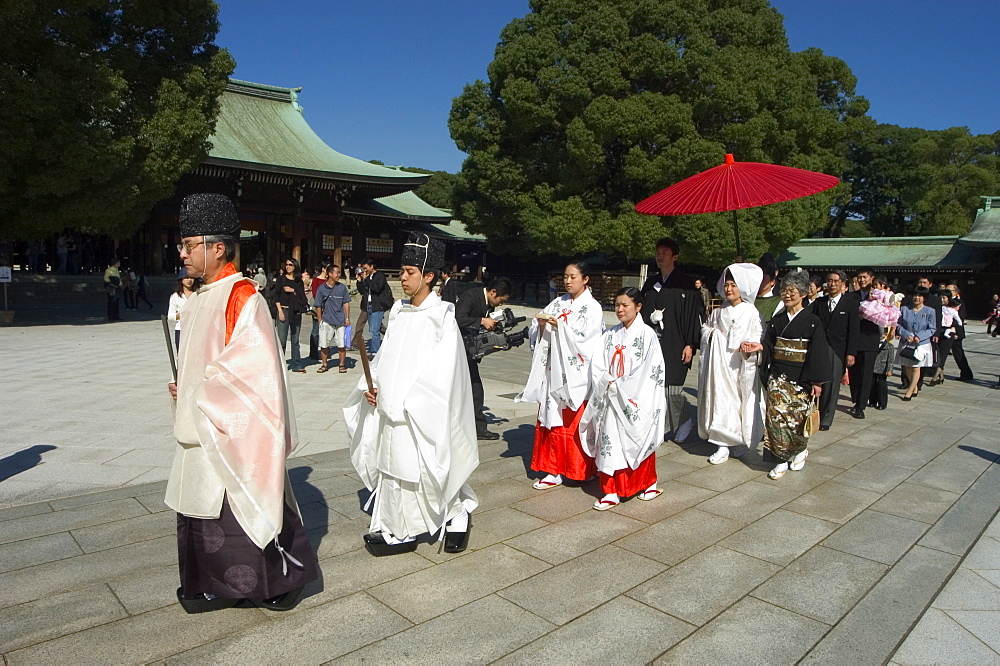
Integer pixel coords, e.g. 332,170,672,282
635,153,840,259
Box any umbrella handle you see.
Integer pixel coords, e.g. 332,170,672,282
732,210,743,262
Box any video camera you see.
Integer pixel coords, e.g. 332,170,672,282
463,307,529,361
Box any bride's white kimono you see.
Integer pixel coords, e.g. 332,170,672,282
579,318,666,492
697,263,764,453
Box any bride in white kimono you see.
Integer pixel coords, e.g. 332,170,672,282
579,288,666,510
697,263,765,465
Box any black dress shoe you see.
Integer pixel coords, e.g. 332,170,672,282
852,409,866,419
477,430,500,440
256,586,305,611
819,425,830,431
443,520,472,554
363,532,417,557
176,587,242,614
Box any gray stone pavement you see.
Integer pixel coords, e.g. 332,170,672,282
1,300,999,663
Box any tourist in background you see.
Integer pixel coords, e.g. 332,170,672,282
929,290,963,385
945,284,974,381
167,274,198,348
103,257,123,321
517,261,603,489
358,258,393,357
270,257,308,373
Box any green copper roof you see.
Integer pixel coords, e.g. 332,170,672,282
778,236,989,271
343,190,453,223
205,80,428,190
416,219,487,242
960,198,1000,247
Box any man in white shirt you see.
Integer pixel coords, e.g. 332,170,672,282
812,270,859,430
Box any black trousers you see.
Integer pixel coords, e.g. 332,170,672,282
951,339,974,379
848,349,878,412
468,358,487,432
869,374,888,409
106,292,120,321
820,353,846,427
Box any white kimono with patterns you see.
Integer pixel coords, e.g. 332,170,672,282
344,293,479,540
697,263,764,450
516,288,604,427
579,320,666,475
166,270,300,550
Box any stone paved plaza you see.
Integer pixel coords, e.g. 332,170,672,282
1,299,999,663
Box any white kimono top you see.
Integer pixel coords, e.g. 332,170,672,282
516,288,604,428
579,319,666,475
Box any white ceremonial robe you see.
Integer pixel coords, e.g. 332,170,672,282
344,293,479,540
579,320,666,475
697,275,764,450
166,270,300,550
516,288,604,427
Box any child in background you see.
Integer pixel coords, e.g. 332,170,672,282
859,275,901,329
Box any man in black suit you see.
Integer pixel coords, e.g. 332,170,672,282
946,283,974,381
440,266,458,304
813,270,859,430
455,277,513,440
848,268,880,419
358,258,393,356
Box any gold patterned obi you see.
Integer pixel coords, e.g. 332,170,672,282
773,337,808,364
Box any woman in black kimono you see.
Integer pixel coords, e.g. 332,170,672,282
754,270,833,479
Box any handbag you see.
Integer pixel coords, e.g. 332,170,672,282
899,342,918,361
802,396,821,438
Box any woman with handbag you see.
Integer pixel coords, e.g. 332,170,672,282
270,257,309,373
759,270,832,480
896,286,936,400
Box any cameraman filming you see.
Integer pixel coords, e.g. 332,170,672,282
455,277,513,440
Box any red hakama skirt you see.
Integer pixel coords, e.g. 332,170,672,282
599,453,657,497
531,404,596,481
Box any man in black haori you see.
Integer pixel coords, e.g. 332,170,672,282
640,237,703,442
167,193,318,613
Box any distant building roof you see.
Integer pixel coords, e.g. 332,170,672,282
343,191,452,224
411,219,487,243
778,236,989,272
202,79,428,198
960,196,1000,247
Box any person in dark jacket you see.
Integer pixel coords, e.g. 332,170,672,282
812,270,859,430
945,283,974,381
270,257,309,372
358,258,393,356
847,268,880,419
455,277,513,440
639,237,703,442
759,270,833,480
440,266,459,304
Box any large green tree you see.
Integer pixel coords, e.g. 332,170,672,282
449,0,867,264
0,0,234,240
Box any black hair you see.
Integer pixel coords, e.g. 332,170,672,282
655,238,680,255
856,267,875,278
174,274,200,296
485,276,513,298
616,286,643,307
361,257,375,267
873,273,890,288
810,274,824,289
283,257,301,280
724,269,735,283
565,260,591,280
914,286,930,297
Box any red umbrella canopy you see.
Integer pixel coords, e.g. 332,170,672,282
635,154,840,216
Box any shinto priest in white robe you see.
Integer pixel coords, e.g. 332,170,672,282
516,287,604,480
697,263,764,454
344,292,479,540
579,317,666,492
167,263,317,599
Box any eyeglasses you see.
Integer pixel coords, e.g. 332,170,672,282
176,241,204,254
780,288,800,296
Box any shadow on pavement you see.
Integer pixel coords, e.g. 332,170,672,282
0,445,57,483
958,445,1000,463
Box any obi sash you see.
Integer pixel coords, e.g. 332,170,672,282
773,337,808,364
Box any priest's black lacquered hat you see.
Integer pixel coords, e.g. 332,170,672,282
401,231,445,274
178,193,240,238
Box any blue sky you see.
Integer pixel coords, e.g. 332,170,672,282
216,1,999,173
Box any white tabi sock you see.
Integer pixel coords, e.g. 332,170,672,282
600,493,620,504
542,474,562,485
447,508,470,532
381,532,416,545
